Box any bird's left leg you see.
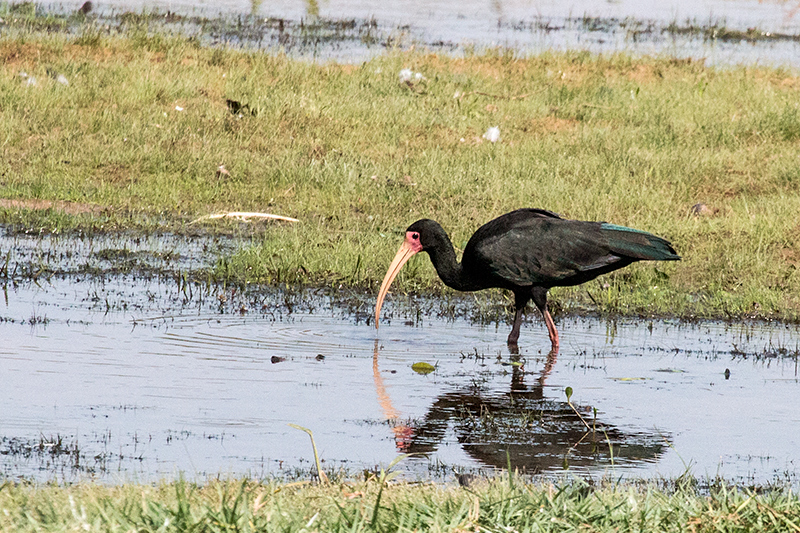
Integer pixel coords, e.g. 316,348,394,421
532,286,559,351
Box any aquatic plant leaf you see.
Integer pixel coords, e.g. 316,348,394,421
411,362,435,374
386,453,411,469
287,424,329,484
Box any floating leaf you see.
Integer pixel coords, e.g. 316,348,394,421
411,362,435,375
565,386,573,401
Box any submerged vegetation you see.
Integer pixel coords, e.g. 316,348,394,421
2,7,800,323
1,475,800,532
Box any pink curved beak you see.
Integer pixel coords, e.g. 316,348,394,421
375,232,422,329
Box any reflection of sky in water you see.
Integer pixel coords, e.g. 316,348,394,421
92,0,800,30
1,264,800,485
81,0,800,67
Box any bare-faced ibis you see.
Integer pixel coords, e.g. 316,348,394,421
374,208,680,350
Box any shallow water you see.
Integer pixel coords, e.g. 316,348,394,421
79,0,800,67
1,233,799,485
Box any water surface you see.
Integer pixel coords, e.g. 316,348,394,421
1,233,798,485
78,0,800,67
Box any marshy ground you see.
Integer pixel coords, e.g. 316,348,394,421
2,2,800,529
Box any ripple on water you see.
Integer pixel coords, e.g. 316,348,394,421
2,270,800,485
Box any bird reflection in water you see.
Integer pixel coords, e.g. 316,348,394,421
372,341,665,473
372,340,415,451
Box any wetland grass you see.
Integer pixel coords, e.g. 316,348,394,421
0,475,799,532
3,17,800,321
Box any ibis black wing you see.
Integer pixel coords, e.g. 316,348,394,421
462,210,679,288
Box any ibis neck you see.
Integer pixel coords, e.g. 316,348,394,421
426,239,477,292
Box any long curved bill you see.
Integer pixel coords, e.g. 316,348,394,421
375,237,420,329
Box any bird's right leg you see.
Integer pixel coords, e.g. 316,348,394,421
507,292,529,346
532,286,559,351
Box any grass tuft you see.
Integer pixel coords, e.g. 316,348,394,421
0,476,798,531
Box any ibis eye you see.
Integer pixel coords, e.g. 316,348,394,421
412,233,419,240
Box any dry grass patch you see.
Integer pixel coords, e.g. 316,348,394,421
0,197,107,214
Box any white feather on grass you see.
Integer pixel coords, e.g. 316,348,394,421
483,126,500,143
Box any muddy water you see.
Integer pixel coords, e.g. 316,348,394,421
1,233,799,485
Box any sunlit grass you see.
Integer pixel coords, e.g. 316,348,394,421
2,28,800,319
0,475,798,532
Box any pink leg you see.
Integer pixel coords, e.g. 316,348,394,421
542,308,559,351
507,307,523,346
531,287,558,352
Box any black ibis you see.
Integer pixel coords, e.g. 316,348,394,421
374,208,680,350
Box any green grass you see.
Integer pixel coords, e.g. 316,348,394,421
3,24,800,320
0,475,798,532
